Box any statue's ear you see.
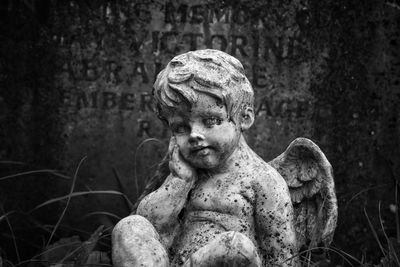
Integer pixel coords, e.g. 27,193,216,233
240,106,254,131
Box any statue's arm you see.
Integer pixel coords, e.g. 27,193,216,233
137,138,196,247
254,171,299,267
137,172,195,247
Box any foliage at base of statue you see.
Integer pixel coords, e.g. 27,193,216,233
41,226,110,267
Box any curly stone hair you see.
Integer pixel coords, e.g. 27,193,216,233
153,49,254,123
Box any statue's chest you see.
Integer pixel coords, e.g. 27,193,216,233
187,174,254,217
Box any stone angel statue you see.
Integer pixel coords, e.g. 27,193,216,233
112,49,337,267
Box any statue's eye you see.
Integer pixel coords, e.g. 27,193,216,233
172,124,189,134
203,117,222,127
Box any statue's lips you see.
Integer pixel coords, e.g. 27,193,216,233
191,146,211,156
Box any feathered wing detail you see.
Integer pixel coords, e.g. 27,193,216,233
268,138,338,250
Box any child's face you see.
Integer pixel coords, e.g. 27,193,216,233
166,93,241,170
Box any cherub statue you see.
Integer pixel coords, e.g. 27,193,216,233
112,49,337,267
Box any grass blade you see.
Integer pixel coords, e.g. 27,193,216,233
29,240,81,261
30,190,134,212
379,202,400,266
0,169,70,181
345,184,390,210
1,207,20,263
0,211,15,223
83,211,121,220
0,161,26,165
46,156,86,246
364,207,386,258
396,181,400,243
329,246,364,265
134,138,163,197
112,168,133,212
278,246,362,267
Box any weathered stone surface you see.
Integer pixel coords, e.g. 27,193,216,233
113,49,336,266
112,215,169,267
269,138,337,250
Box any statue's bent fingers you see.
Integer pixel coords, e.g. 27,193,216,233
112,215,169,267
182,231,261,267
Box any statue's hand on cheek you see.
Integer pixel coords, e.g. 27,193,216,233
169,136,197,185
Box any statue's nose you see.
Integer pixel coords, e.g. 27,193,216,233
189,124,205,143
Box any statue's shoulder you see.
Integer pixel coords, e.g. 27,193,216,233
249,155,290,192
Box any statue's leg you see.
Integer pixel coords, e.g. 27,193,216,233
183,231,261,267
112,215,169,267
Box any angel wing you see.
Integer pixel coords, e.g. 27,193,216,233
268,138,338,250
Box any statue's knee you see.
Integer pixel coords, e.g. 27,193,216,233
112,215,159,240
223,232,255,252
112,215,168,267
221,231,260,264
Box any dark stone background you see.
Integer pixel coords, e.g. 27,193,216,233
0,0,399,265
